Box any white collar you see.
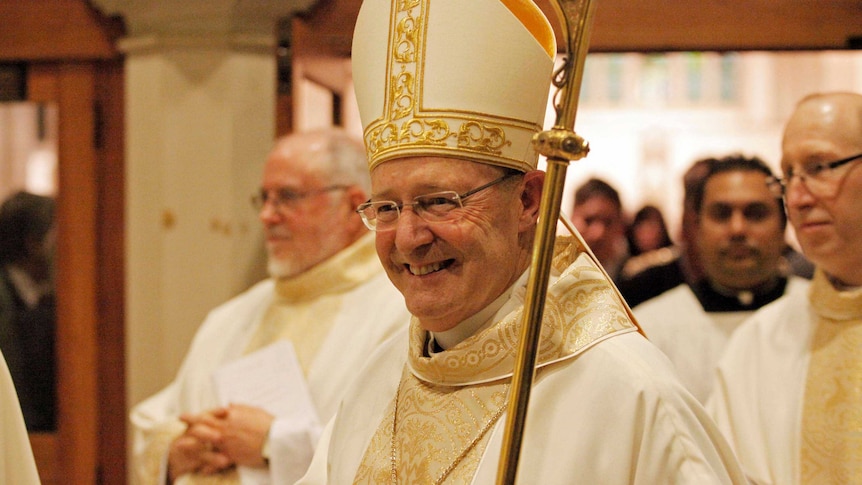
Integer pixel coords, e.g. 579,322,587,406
429,269,530,352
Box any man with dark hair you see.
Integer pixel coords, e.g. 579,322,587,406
570,177,629,282
633,154,806,403
0,190,57,432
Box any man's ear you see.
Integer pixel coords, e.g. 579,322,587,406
345,185,368,212
344,185,371,233
518,170,545,231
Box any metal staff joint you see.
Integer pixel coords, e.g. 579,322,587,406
533,128,590,162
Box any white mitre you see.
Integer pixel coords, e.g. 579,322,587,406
351,0,557,172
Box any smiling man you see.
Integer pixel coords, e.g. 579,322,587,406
633,154,807,403
708,92,862,484
130,128,408,485
295,0,747,483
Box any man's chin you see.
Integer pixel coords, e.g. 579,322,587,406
268,258,301,279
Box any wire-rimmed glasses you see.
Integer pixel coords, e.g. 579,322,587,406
251,185,348,214
766,151,862,199
355,171,519,231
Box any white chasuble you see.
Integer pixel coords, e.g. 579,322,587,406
709,269,862,484
131,234,409,485
300,237,747,485
354,236,634,484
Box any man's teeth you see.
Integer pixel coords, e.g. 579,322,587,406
409,262,444,276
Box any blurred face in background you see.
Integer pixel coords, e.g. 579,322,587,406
258,143,366,279
695,170,786,291
571,196,626,265
632,217,665,254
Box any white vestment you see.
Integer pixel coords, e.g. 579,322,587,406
1,348,41,484
708,271,861,484
634,278,807,403
298,238,747,484
131,234,409,485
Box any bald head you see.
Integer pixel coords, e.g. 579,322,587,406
781,92,862,286
268,128,371,195
782,92,862,155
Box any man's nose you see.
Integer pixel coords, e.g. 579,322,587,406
393,208,434,251
258,199,282,222
784,176,817,209
727,211,748,234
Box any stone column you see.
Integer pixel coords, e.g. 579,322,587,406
90,0,313,408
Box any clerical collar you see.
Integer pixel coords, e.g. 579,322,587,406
692,276,787,312
428,270,529,352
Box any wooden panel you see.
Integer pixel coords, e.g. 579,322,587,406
29,433,57,485
277,92,293,136
294,0,862,57
29,62,101,485
28,59,127,485
0,0,121,61
95,58,127,485
56,63,100,485
571,0,862,52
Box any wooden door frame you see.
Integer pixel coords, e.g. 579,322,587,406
1,2,126,484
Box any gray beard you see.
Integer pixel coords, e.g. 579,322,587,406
267,256,302,279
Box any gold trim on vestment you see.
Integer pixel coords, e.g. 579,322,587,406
353,236,638,483
246,233,383,367
408,236,635,386
272,232,381,304
801,269,862,483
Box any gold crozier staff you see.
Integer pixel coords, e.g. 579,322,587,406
496,0,637,483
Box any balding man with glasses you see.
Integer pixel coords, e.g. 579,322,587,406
130,128,408,485
708,92,862,485
295,0,747,483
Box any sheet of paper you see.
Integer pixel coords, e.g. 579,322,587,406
213,340,319,485
212,340,317,418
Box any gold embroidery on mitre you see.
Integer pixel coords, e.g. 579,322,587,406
364,0,536,171
800,271,862,483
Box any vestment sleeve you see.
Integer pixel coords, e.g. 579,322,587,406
268,413,324,484
293,416,335,485
130,383,185,485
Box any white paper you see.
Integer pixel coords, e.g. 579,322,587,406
212,340,319,485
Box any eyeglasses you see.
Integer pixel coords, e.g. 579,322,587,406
355,172,519,232
251,185,347,213
766,151,862,198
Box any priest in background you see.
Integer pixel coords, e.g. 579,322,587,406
130,128,408,485
709,91,862,484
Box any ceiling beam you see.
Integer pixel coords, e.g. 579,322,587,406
294,0,862,58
